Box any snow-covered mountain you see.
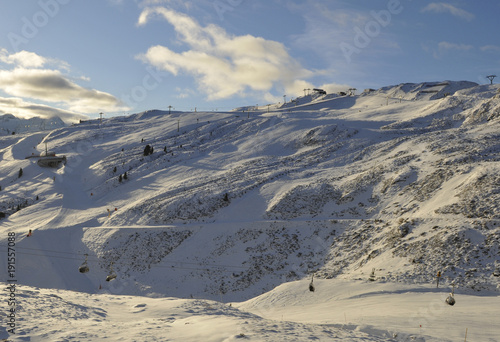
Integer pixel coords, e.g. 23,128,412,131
1,80,499,341
0,114,66,136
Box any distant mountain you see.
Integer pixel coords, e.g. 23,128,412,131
0,114,66,135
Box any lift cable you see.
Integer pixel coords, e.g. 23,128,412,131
0,245,249,272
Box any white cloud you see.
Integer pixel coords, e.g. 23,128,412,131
421,3,475,22
0,50,128,117
0,96,88,123
0,49,47,68
137,7,334,100
481,45,500,53
425,41,474,59
289,1,401,72
438,41,473,52
0,68,127,114
0,49,71,70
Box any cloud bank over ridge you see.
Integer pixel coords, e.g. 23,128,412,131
0,49,128,122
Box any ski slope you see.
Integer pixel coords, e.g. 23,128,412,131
1,280,498,341
0,80,499,341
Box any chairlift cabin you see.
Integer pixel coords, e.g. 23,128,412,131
309,274,315,292
445,284,456,306
79,254,89,273
106,262,117,281
79,264,89,273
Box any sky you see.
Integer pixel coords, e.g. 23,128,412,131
0,0,499,122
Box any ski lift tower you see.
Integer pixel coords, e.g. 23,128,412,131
487,75,497,84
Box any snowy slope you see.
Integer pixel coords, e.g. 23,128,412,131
238,278,500,342
0,282,402,342
1,280,498,341
0,80,499,341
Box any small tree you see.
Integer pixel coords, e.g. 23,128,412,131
118,174,122,183
18,168,23,178
113,166,117,173
123,172,128,180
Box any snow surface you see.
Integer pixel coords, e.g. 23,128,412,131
1,81,499,341
0,114,66,136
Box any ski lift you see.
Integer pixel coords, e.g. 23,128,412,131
446,293,455,306
79,254,89,273
309,274,315,292
446,283,456,306
106,262,117,282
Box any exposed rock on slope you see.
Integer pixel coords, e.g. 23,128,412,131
1,81,498,299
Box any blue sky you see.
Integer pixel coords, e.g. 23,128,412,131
0,0,499,121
